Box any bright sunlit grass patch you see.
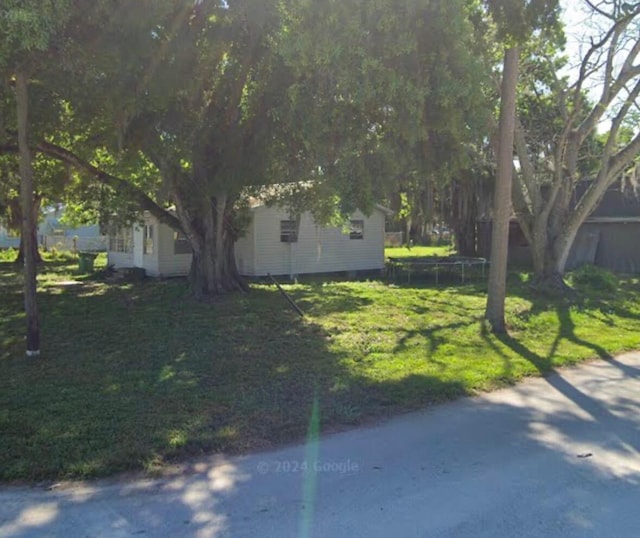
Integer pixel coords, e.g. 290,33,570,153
385,245,455,258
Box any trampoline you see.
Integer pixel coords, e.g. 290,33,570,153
386,255,489,284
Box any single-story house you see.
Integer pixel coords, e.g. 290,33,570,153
477,184,640,273
38,207,107,251
0,207,106,251
0,225,20,249
107,202,392,278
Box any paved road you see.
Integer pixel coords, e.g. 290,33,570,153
3,353,640,538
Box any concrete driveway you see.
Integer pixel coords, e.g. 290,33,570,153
2,352,640,538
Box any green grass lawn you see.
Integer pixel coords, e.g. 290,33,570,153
2,253,640,482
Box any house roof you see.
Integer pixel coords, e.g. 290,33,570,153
478,182,640,223
587,187,640,219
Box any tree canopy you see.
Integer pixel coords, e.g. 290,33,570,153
2,0,499,298
1,0,639,306
0,0,79,355
512,0,640,287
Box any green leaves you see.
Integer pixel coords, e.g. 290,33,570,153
0,0,72,68
486,0,561,44
279,0,492,218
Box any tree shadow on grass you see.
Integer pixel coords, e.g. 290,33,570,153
550,305,612,361
480,296,629,380
0,275,471,485
384,277,488,298
503,270,640,325
480,303,640,455
478,322,552,383
4,359,640,538
393,320,480,360
493,329,640,450
545,303,640,385
4,269,640,536
0,362,472,537
407,295,485,318
280,282,375,316
581,297,640,327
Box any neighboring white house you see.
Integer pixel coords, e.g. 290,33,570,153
107,203,391,278
0,225,20,249
0,207,107,251
38,207,107,251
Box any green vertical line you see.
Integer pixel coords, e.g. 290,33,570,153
300,390,320,538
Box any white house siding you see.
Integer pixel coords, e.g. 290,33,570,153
107,223,151,272
133,226,144,269
138,224,163,276
0,227,20,249
250,206,386,277
234,224,255,276
155,222,192,277
111,206,387,278
38,210,107,251
107,250,133,269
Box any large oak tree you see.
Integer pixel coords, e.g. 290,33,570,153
513,0,640,289
3,0,496,300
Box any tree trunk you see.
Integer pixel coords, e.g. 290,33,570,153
15,232,42,265
485,46,519,334
15,71,40,357
528,220,577,294
182,195,247,299
451,178,478,257
404,216,412,246
455,224,477,257
529,250,574,294
14,195,42,265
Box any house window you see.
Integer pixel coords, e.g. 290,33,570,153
349,220,364,240
174,231,191,254
109,228,133,253
280,220,298,243
143,225,154,255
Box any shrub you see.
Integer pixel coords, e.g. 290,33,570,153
0,248,17,262
570,264,618,293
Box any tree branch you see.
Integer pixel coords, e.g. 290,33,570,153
609,129,640,178
0,140,182,231
575,7,640,142
603,78,640,157
566,131,640,236
513,116,539,214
